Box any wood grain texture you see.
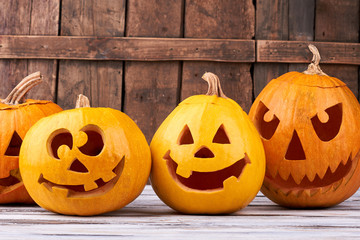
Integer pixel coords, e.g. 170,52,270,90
184,0,254,39
0,36,255,62
257,40,360,65
124,0,183,142
182,62,253,112
58,0,125,109
183,0,254,113
1,186,360,239
0,0,58,101
315,0,359,97
254,0,289,97
288,0,315,72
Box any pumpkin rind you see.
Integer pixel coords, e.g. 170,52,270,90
249,45,360,208
19,96,151,216
0,72,62,204
150,72,265,214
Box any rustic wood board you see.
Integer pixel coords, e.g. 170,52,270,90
0,185,360,239
288,0,314,72
0,0,58,101
123,0,183,142
315,0,359,98
57,0,125,109
257,40,360,65
254,0,289,97
0,36,255,62
183,0,254,113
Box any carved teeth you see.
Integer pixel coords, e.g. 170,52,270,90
310,188,320,197
52,186,70,198
176,166,192,178
278,167,291,182
84,181,99,191
329,160,340,174
332,178,343,191
320,184,332,194
101,172,116,182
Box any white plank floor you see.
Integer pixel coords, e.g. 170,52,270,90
1,185,360,239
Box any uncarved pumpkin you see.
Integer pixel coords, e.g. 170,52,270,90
150,72,265,214
19,94,151,215
249,45,360,208
0,72,62,204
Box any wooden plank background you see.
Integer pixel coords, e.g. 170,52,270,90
0,0,359,142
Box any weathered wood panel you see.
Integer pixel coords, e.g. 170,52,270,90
254,0,289,97
0,0,58,101
183,0,254,113
288,0,314,72
0,36,255,62
124,0,183,142
315,0,359,97
257,40,360,65
58,0,125,109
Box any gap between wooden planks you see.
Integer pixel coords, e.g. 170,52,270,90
0,36,359,64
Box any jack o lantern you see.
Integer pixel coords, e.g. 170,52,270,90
150,72,265,214
249,45,360,208
19,94,151,215
0,72,62,204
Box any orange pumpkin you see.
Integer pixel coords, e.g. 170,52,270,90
0,72,62,204
151,72,265,214
249,45,360,208
19,94,151,215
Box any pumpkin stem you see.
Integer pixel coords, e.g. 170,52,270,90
303,44,327,76
1,71,42,105
76,94,91,108
202,72,228,98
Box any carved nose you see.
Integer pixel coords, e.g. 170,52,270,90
69,159,89,173
194,146,215,158
285,130,306,160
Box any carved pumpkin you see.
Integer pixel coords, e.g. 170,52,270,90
19,94,151,215
0,72,62,204
249,45,360,208
150,72,265,214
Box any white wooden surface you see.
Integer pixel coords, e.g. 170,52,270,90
1,185,360,239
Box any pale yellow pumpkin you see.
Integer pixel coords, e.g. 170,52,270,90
150,72,265,214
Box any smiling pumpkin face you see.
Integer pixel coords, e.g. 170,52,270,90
150,73,265,214
20,95,151,216
249,45,360,208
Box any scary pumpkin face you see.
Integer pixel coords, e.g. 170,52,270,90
249,45,360,208
150,73,265,214
20,95,151,216
0,72,62,204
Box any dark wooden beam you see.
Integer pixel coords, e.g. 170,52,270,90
0,36,255,62
257,40,360,65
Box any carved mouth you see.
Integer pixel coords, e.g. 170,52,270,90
38,156,125,198
263,151,360,196
0,169,22,193
164,151,250,191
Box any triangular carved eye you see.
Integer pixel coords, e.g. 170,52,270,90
178,125,194,145
213,124,230,144
5,131,22,156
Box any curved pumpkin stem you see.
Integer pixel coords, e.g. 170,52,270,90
303,44,327,76
76,94,91,108
2,71,42,105
202,72,228,98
